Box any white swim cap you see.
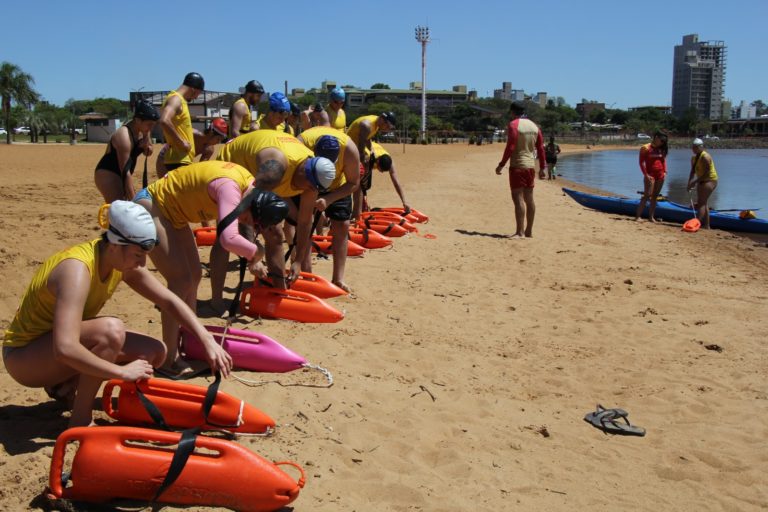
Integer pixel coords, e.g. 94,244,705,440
692,138,704,146
104,201,157,249
305,157,337,191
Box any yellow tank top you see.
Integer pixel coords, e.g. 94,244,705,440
233,97,252,134
692,150,718,181
3,239,122,347
329,107,346,132
147,160,254,228
367,142,390,171
299,126,352,190
217,130,314,197
161,91,195,165
256,113,286,132
346,115,379,146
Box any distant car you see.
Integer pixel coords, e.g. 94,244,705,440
14,126,30,134
704,135,720,141
636,133,651,140
0,128,7,136
74,128,84,134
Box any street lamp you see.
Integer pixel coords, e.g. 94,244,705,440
415,25,430,143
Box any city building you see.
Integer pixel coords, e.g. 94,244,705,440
732,100,757,120
493,82,525,101
671,34,727,120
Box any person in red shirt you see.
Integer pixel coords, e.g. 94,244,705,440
634,131,669,222
495,102,547,237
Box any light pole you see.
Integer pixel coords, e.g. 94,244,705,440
414,25,430,143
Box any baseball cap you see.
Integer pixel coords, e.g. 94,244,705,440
211,118,228,138
315,135,341,162
304,157,336,192
269,92,291,113
330,88,346,102
102,201,158,251
692,138,704,146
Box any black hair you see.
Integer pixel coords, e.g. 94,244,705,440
254,159,285,190
377,154,393,172
509,102,526,115
653,130,669,157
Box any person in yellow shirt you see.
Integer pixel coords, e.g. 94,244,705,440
297,127,361,292
230,80,264,138
347,112,396,218
214,130,335,294
256,92,291,131
155,117,229,178
134,160,288,373
687,138,719,229
2,201,231,428
364,141,411,210
301,102,330,130
159,72,204,171
327,88,347,132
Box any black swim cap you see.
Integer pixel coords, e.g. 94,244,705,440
183,72,205,90
245,80,264,94
134,100,160,121
252,190,289,227
290,102,301,117
381,111,396,127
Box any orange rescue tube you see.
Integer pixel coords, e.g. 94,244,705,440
261,271,347,299
102,378,274,434
348,227,392,249
240,286,344,323
311,235,366,256
194,226,217,246
373,207,429,223
357,218,408,237
360,211,418,232
49,426,305,511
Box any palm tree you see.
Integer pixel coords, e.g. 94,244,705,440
0,61,40,144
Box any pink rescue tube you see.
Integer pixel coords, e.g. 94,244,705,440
180,325,307,373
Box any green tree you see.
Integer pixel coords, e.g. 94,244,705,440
588,108,607,124
370,83,390,89
0,61,40,144
753,100,767,116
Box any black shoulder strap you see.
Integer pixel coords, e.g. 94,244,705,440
152,427,199,502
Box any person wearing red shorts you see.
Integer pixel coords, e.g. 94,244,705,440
495,102,546,238
634,131,669,222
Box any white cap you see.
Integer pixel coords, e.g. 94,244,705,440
105,201,157,246
692,138,704,146
306,157,337,190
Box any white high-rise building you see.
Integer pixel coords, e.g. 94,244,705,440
671,34,727,120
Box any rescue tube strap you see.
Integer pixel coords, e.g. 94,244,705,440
152,427,200,502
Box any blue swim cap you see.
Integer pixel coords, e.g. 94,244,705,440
268,92,290,113
330,88,346,102
315,135,340,163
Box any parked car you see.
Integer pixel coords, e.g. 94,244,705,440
636,133,651,140
14,126,30,134
0,128,7,136
704,135,720,141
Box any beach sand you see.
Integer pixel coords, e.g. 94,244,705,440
0,141,766,511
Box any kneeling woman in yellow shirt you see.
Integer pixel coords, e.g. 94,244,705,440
2,201,231,428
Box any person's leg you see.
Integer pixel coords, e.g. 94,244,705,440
648,178,665,222
635,176,652,221
3,318,165,427
510,188,526,237
94,170,125,203
522,188,536,237
329,219,351,291
697,181,717,229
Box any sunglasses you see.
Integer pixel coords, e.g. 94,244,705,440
108,225,158,251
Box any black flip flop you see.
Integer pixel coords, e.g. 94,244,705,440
584,404,646,436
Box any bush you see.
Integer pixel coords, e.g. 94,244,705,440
469,136,476,145
411,136,418,144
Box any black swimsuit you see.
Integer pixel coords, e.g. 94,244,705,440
95,124,143,177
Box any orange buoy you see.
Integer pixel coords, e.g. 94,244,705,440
240,286,344,323
311,236,366,256
682,217,701,232
360,211,418,232
356,218,408,237
193,226,217,247
102,378,274,434
348,227,392,249
373,207,429,223
260,271,347,299
49,426,305,511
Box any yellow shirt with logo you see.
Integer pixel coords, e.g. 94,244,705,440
3,239,122,347
148,160,254,228
692,150,718,181
161,90,195,165
217,130,314,198
329,107,346,132
299,126,353,191
346,115,379,147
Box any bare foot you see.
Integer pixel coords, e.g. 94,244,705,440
333,280,352,293
649,218,657,223
510,233,525,239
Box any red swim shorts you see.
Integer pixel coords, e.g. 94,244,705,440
646,169,666,181
508,167,535,189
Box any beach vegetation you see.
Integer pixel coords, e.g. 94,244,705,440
370,83,391,89
1,61,40,144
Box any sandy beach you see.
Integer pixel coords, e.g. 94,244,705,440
0,140,766,511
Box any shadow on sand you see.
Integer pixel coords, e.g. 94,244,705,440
454,229,510,239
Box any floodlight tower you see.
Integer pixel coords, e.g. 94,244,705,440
415,25,430,143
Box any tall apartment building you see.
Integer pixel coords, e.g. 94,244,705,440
671,34,727,120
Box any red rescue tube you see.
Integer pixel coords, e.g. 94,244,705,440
311,236,366,256
348,227,392,249
193,226,217,246
240,286,344,323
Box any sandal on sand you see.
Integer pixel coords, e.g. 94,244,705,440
584,404,646,436
156,359,209,380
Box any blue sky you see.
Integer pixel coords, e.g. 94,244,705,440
3,0,765,109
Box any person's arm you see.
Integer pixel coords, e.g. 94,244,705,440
556,144,561,155
496,120,517,173
535,128,547,178
230,101,246,138
159,94,190,152
209,178,263,265
316,144,361,209
387,162,410,208
357,122,372,166
291,188,318,282
155,144,169,178
123,266,232,377
639,146,649,177
300,109,313,130
48,260,154,381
